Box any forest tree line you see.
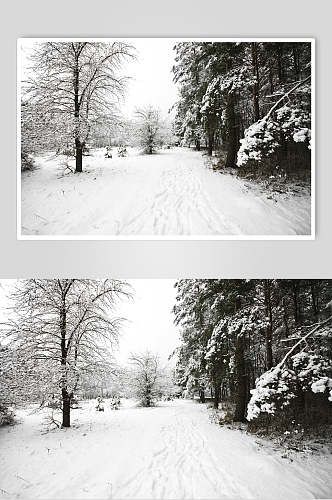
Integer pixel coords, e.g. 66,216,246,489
173,42,312,177
173,279,332,432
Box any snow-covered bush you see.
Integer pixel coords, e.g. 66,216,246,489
135,106,162,155
21,149,36,171
292,352,332,401
237,119,279,169
128,352,168,407
247,352,332,422
276,105,311,148
0,404,15,426
247,366,297,421
237,105,311,173
0,346,18,426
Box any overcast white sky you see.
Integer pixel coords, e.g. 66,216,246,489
20,39,179,120
121,39,178,119
0,279,181,367
114,279,180,366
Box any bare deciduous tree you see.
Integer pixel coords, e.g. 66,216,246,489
135,106,162,154
129,351,162,407
24,42,135,172
2,279,131,427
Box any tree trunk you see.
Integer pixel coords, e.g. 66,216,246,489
199,390,205,403
292,46,300,80
264,279,273,370
251,43,260,122
277,45,283,83
225,93,238,168
292,280,300,324
282,296,289,337
233,296,247,422
214,382,219,409
233,334,247,422
73,54,82,174
75,139,83,173
60,291,70,428
268,60,274,95
310,281,319,316
62,389,71,427
207,133,214,156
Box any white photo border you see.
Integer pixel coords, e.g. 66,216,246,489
16,37,315,241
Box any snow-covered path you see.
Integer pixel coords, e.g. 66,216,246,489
1,399,331,499
21,148,311,237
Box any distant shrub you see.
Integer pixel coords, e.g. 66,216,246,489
21,150,36,172
0,404,15,426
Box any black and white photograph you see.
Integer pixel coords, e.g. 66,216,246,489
1,1,332,499
18,38,314,239
1,279,332,499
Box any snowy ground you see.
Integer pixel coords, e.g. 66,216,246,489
1,399,331,499
20,148,311,237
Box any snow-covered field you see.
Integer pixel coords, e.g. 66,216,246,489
20,148,311,237
1,399,331,499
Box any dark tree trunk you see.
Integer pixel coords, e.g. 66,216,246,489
73,54,82,173
199,390,205,403
75,139,83,173
292,46,300,80
292,280,300,324
62,389,71,427
264,279,273,370
276,45,283,84
268,59,274,95
207,133,214,156
225,93,238,168
310,281,319,316
282,296,289,337
233,296,247,422
195,139,201,151
251,43,260,122
60,291,71,428
234,334,247,422
214,383,219,409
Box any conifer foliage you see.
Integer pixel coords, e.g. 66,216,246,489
173,280,332,430
173,42,312,177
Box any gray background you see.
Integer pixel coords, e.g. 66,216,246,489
0,0,330,278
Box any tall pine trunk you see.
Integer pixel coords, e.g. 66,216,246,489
277,45,283,84
225,93,238,167
207,132,214,156
251,42,260,122
264,279,273,370
234,334,247,422
310,281,319,316
233,296,247,422
292,280,300,324
214,380,220,409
